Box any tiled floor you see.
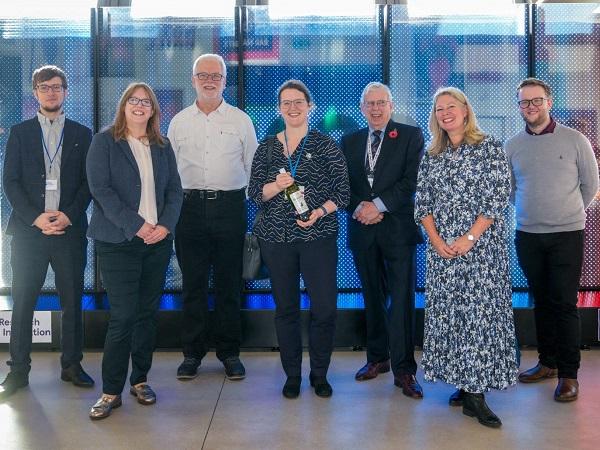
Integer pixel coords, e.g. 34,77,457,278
0,349,599,450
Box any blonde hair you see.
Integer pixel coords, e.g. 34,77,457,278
110,82,165,146
427,87,485,155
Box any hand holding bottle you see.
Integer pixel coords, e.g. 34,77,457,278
279,168,311,221
275,171,295,191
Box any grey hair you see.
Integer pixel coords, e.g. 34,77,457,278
192,53,227,78
360,82,393,104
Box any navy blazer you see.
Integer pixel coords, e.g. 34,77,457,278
86,130,183,243
3,117,92,238
341,120,425,249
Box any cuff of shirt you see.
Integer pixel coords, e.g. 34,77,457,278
373,197,387,213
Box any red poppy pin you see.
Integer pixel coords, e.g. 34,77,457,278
388,129,398,139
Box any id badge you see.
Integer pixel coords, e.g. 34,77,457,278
367,175,374,187
46,179,58,191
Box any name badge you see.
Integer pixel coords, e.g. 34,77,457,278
46,179,58,191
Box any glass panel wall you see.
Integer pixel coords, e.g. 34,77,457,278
0,14,95,290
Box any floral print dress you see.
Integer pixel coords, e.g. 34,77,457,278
414,136,518,392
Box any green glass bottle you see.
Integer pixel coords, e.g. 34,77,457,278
279,168,311,221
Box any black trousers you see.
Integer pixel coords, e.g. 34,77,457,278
96,238,172,395
515,230,584,379
9,233,86,375
260,237,338,378
352,242,418,376
175,190,245,361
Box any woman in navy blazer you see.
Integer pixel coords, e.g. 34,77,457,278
86,82,182,420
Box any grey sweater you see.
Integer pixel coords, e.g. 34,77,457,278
505,123,599,233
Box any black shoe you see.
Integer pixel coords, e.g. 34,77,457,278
462,393,502,428
0,372,29,400
223,357,246,380
61,365,95,387
177,357,201,380
282,376,302,399
309,373,333,398
449,389,465,406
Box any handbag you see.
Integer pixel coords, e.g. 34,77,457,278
242,135,275,281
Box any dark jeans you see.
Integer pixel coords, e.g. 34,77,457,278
97,237,172,395
175,189,245,361
9,233,86,375
352,242,418,376
515,230,584,379
260,237,338,378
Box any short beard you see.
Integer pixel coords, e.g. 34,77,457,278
41,104,63,114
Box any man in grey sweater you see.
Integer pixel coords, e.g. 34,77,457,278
505,78,599,403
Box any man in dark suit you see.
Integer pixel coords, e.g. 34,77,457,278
0,65,94,400
341,82,425,399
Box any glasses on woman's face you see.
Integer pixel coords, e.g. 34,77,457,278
127,97,152,108
279,99,308,110
517,97,547,109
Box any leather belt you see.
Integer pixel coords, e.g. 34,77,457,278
183,188,245,200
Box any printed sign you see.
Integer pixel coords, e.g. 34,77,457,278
0,311,52,343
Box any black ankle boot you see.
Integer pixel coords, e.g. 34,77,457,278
462,393,502,428
282,376,301,399
449,389,465,406
309,373,332,398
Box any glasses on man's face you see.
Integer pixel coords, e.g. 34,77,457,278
518,97,547,109
127,97,153,108
194,72,224,81
37,84,64,93
279,99,308,109
363,100,389,109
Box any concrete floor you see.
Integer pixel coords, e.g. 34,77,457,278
0,349,599,450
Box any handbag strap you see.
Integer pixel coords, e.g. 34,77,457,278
252,135,275,228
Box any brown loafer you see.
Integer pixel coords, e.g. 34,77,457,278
518,363,558,383
130,383,157,405
554,378,579,402
393,374,423,399
355,360,390,381
89,394,122,420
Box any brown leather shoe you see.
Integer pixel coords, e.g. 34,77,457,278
554,378,579,402
518,363,558,383
393,374,423,399
355,360,390,381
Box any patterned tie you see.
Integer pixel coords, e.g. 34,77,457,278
366,130,382,173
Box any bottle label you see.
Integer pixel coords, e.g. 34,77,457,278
289,190,309,215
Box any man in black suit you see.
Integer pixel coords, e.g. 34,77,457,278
341,82,424,399
0,65,94,400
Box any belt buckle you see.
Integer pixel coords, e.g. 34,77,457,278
206,190,218,200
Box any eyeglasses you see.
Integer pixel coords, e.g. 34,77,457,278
363,100,390,109
194,72,224,81
518,97,547,109
36,84,64,93
127,97,153,108
279,99,308,109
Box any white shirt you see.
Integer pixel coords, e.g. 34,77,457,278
167,100,258,191
37,111,65,211
127,136,158,225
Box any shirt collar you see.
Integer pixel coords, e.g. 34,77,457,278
525,116,556,135
193,99,228,116
37,111,65,126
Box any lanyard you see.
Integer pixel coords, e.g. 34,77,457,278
365,131,384,173
283,130,308,178
40,127,64,170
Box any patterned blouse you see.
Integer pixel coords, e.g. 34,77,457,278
248,130,350,243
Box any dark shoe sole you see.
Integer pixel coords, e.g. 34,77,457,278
554,394,578,403
463,408,502,428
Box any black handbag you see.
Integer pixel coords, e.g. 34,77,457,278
242,135,275,281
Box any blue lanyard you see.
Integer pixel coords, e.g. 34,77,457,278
283,130,308,178
40,127,64,169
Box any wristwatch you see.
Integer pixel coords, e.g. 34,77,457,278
467,234,475,241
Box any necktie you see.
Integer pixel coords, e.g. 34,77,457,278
366,130,382,173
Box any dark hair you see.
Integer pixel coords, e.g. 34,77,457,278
32,65,67,91
110,82,166,146
517,78,552,98
277,79,313,105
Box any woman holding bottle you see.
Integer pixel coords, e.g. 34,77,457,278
248,80,349,399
